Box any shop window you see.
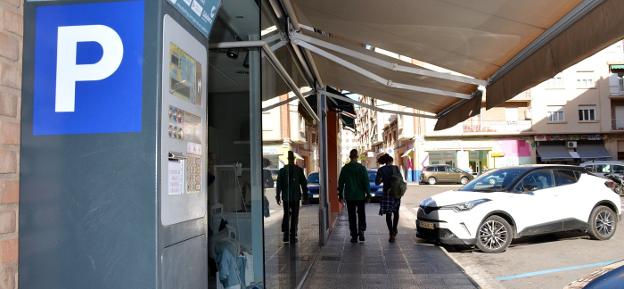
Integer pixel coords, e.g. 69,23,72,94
578,105,597,122
547,106,565,123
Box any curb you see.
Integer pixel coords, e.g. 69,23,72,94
439,246,507,289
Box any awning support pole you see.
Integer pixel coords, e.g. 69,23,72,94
294,40,473,100
317,89,329,246
210,41,320,123
291,32,487,86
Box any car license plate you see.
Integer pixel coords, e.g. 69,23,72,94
418,220,435,230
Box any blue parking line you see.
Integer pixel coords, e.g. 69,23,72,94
496,260,618,281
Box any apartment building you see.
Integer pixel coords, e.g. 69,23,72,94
421,41,624,172
339,128,357,165
356,96,421,180
261,93,318,175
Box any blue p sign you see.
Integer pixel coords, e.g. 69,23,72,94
33,1,144,135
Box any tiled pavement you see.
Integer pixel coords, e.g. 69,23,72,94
265,204,321,289
301,206,478,289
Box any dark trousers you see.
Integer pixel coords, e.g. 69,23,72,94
282,201,300,237
386,210,399,234
346,200,366,238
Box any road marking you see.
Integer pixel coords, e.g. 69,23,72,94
496,260,618,281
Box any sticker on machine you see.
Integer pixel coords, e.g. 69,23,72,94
168,159,185,195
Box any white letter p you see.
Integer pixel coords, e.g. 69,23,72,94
55,25,124,112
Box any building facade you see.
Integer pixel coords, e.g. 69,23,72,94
0,1,22,288
261,93,318,175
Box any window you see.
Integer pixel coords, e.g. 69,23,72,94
578,105,597,122
438,166,448,172
576,71,595,88
515,169,555,192
613,165,624,174
547,106,565,123
595,164,611,173
546,74,565,89
554,169,578,186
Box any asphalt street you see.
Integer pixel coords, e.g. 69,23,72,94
401,184,624,289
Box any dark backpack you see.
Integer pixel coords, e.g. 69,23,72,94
389,166,407,199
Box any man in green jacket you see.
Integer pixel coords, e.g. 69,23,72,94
338,149,371,243
276,151,308,243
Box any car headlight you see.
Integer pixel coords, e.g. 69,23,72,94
441,198,491,212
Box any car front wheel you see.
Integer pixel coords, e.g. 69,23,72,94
588,206,617,240
427,177,437,185
460,177,469,185
476,216,513,253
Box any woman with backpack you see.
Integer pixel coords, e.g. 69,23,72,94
375,153,405,243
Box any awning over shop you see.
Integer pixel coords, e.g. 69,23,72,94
278,0,624,130
298,87,357,130
577,144,612,160
537,145,574,160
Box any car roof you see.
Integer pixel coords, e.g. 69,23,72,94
580,160,624,165
490,164,586,172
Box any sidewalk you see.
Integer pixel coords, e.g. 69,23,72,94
301,206,478,289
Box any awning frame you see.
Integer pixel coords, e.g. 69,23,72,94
290,32,487,87
294,39,473,100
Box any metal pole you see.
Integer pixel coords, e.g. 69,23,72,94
248,44,265,283
317,90,329,246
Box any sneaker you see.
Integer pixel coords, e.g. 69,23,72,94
358,233,365,242
350,237,357,243
283,235,290,243
389,233,396,243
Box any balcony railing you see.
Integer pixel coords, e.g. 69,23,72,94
462,120,532,133
612,119,624,130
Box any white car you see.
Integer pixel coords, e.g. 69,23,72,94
416,165,621,253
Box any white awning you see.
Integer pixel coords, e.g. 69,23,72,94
276,0,624,129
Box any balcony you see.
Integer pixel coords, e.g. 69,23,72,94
462,120,532,133
612,119,624,130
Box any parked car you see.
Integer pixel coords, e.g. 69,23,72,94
307,170,384,202
307,172,320,202
416,165,621,253
420,164,474,185
580,160,624,178
368,169,383,199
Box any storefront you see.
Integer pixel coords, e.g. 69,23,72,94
420,139,534,174
535,134,612,164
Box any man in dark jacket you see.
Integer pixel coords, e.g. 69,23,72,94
276,151,308,243
338,149,371,243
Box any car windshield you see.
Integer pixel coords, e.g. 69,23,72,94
308,173,319,183
459,167,528,192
